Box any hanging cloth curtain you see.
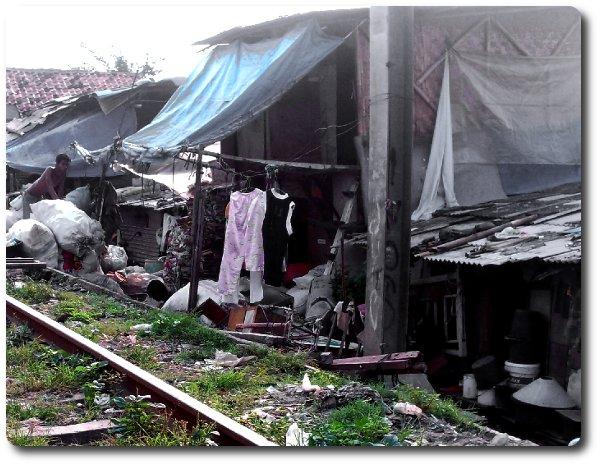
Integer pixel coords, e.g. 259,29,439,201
412,55,458,221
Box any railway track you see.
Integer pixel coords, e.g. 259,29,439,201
6,295,276,447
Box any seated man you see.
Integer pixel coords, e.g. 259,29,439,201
22,153,70,219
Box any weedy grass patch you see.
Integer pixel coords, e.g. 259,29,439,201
395,383,478,429
150,312,237,355
119,345,160,372
308,400,392,446
105,395,212,447
6,280,55,304
6,402,61,423
7,340,108,395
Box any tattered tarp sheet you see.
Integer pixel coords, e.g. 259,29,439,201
119,154,216,195
117,20,343,166
6,104,137,178
451,51,581,205
412,51,581,219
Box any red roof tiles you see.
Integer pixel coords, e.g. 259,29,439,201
6,68,137,115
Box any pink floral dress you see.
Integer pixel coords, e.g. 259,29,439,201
218,188,266,298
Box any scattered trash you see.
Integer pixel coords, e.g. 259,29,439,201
203,350,256,368
393,402,423,417
494,227,522,240
130,323,153,333
285,422,310,446
301,373,321,393
101,245,128,272
162,280,230,312
94,393,111,407
489,433,509,446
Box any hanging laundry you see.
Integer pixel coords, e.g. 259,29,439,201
218,188,266,303
262,188,295,287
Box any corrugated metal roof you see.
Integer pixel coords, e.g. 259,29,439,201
346,184,581,266
420,185,581,266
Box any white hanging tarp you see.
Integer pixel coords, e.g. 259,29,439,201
414,49,581,217
412,56,457,221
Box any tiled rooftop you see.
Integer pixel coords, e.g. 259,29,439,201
6,68,137,114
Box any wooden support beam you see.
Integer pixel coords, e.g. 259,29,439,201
200,150,359,173
318,57,338,165
363,6,414,355
187,157,206,312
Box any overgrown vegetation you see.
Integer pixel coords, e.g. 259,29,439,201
150,312,237,356
7,280,54,304
6,278,482,446
6,340,108,395
6,402,60,422
55,292,102,323
119,345,160,371
308,400,393,446
395,384,478,429
106,395,212,447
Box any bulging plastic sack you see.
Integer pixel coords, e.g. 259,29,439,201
162,280,234,313
6,209,22,232
65,186,92,213
7,219,59,268
31,200,104,256
101,245,128,272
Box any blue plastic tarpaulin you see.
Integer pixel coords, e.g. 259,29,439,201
6,104,137,178
118,20,344,165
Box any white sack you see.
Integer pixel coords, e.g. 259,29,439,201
6,209,22,232
65,186,92,212
101,245,128,272
9,195,23,210
7,219,59,268
30,199,104,256
162,280,238,313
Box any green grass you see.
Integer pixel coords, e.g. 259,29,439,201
308,400,392,446
395,384,478,429
6,340,107,395
119,345,160,371
6,280,55,304
8,434,50,447
150,312,237,354
103,395,212,447
6,324,34,348
6,402,60,422
54,292,102,323
184,370,247,395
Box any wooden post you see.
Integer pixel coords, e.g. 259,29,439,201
187,153,207,312
363,6,414,355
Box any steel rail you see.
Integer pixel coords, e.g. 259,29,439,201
6,296,276,447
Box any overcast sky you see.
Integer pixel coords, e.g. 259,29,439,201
5,2,360,79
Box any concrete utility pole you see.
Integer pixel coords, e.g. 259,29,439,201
363,6,414,355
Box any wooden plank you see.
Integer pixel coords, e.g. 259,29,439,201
201,150,359,173
324,179,360,275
